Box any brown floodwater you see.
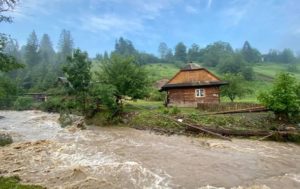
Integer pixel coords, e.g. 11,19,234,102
0,110,299,189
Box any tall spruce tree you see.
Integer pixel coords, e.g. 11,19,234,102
39,34,55,65
58,29,73,64
114,37,137,56
24,31,39,67
241,41,261,63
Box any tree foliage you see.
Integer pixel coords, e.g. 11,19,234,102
174,42,187,62
221,74,251,102
241,41,261,63
0,0,18,23
0,76,18,108
63,49,91,114
258,73,300,120
24,31,39,67
158,42,168,60
114,37,137,56
96,55,149,113
58,29,73,64
0,34,23,72
202,41,233,67
187,43,200,62
263,48,296,63
39,34,55,65
218,53,255,80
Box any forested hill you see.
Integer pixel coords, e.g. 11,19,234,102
1,29,300,107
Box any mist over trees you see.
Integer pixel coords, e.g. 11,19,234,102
1,25,299,98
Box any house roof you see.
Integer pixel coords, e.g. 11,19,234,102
160,63,227,91
160,81,228,91
181,63,202,70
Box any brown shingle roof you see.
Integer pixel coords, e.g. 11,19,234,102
181,63,202,70
160,81,228,91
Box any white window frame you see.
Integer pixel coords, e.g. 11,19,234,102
195,88,205,98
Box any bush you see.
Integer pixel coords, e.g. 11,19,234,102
148,89,166,101
287,63,298,73
13,96,34,110
258,73,300,120
41,97,63,112
0,133,13,146
0,76,18,109
170,106,181,115
159,106,181,115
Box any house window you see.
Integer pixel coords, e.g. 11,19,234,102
195,88,205,97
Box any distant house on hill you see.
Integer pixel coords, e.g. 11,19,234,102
160,63,228,107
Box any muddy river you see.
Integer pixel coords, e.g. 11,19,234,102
0,111,299,189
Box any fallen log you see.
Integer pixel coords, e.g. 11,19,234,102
159,114,232,141
214,107,268,115
187,124,299,139
161,114,299,140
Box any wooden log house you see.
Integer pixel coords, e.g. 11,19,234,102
160,63,228,107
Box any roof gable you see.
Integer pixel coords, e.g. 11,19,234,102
168,68,220,84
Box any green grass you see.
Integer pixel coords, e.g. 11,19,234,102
143,62,300,103
144,63,179,82
253,62,300,80
0,176,44,189
92,61,299,103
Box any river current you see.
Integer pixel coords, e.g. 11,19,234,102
0,110,299,189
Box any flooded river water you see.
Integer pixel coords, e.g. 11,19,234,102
0,111,299,189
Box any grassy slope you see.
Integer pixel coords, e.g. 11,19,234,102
144,62,300,103
144,63,179,82
0,176,44,189
253,62,300,80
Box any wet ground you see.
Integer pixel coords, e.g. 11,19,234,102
0,110,299,189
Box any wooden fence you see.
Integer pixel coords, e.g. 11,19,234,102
197,102,264,112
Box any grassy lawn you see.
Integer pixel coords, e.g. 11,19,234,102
0,176,44,189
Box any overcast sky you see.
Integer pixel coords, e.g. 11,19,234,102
2,0,300,57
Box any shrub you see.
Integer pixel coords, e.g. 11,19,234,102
41,97,63,112
258,73,300,120
148,89,166,101
0,133,13,146
13,96,34,110
170,106,181,115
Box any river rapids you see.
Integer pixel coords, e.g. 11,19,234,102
0,111,299,189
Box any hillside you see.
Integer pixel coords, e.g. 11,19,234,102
144,62,300,102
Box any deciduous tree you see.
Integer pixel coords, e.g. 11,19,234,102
63,49,91,114
97,55,149,114
221,74,251,102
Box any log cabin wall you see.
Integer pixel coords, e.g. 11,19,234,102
168,69,219,84
168,87,220,107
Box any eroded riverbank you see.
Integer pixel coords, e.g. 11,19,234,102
0,111,300,189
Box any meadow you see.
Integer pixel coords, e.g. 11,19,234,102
143,62,300,103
